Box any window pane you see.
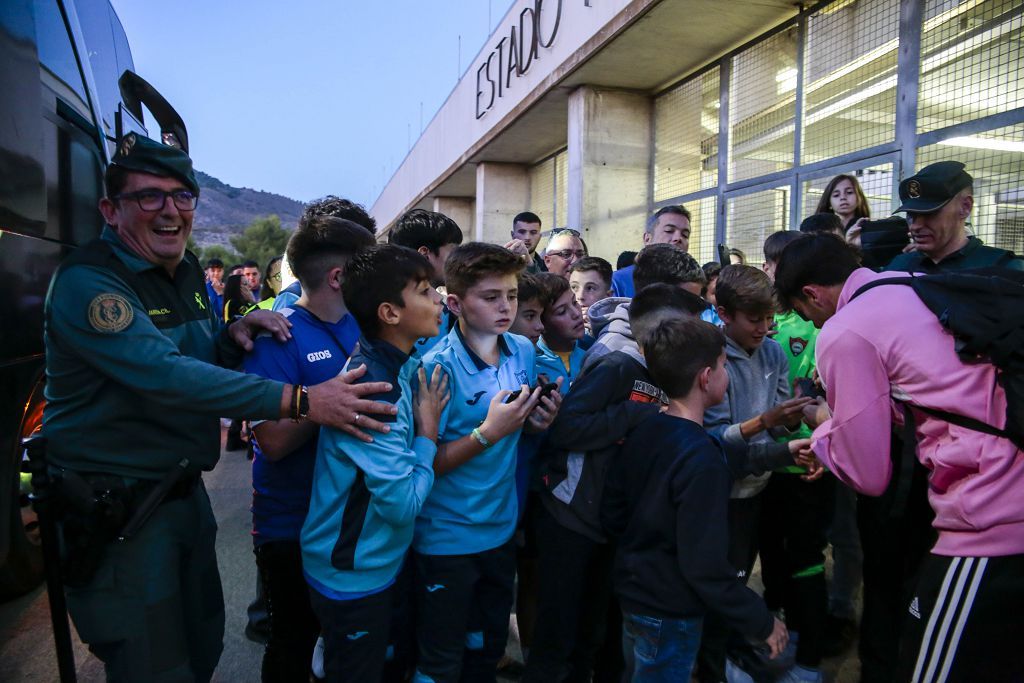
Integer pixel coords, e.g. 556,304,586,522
725,185,790,266
918,0,1024,133
76,0,120,136
729,27,798,182
802,162,895,224
802,0,899,163
34,0,88,103
654,68,720,201
528,156,555,230
555,150,568,229
917,124,1024,254
685,196,718,267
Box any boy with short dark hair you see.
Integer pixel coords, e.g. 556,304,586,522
301,244,449,682
510,272,545,346
602,317,789,681
243,216,375,680
535,273,588,387
701,261,723,326
414,243,561,682
697,264,814,683
388,208,465,354
583,244,706,373
568,256,613,334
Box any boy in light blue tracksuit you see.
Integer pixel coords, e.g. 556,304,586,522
414,244,561,683
301,245,450,682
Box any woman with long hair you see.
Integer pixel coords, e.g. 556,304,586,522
815,174,871,231
223,272,257,323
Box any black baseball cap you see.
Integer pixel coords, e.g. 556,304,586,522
895,161,972,214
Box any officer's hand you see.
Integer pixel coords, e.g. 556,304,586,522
230,309,292,351
307,365,398,442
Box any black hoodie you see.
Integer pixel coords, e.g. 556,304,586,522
601,412,774,639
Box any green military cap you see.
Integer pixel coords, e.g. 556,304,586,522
895,161,972,214
110,132,200,196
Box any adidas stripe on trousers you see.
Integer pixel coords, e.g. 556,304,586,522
898,553,1024,683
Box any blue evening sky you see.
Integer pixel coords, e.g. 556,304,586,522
110,0,513,204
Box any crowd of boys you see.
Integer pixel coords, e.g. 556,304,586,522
41,129,1021,683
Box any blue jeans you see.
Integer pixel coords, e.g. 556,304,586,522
622,613,703,682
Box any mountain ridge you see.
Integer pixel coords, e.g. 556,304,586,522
191,170,304,247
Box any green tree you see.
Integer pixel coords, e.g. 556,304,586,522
200,244,242,266
230,215,291,269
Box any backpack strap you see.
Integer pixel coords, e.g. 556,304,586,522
889,404,919,519
850,276,916,301
850,274,1021,448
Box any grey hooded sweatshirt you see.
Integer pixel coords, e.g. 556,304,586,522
582,297,637,372
704,335,796,499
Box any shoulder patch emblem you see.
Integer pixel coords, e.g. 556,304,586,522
88,293,134,332
789,337,808,356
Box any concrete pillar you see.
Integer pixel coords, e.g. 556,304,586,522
475,162,530,244
567,86,652,262
432,197,475,242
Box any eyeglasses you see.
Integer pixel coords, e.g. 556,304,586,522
549,228,581,237
549,249,586,260
114,189,198,212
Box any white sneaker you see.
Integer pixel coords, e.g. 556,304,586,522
311,635,325,679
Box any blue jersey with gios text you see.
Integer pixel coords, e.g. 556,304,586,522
243,306,360,545
415,326,537,555
301,336,437,597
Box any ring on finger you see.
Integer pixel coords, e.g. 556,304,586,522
354,413,362,424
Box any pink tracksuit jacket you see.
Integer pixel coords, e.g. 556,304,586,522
811,268,1024,557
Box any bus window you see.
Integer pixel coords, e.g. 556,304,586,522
76,0,121,137
33,0,88,106
68,136,104,245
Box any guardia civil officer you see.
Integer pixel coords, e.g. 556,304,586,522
885,160,1023,272
42,133,396,682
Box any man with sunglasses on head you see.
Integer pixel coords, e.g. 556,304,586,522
42,133,397,682
543,229,587,277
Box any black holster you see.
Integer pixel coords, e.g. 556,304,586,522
55,474,131,588
55,463,197,588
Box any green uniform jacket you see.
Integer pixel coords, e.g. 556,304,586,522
773,310,818,471
43,226,284,479
884,236,1024,273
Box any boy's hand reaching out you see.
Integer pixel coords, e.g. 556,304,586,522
414,366,450,442
765,617,789,659
761,397,815,430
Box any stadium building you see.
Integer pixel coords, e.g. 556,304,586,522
372,0,1023,265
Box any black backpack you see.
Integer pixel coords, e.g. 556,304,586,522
852,267,1024,450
